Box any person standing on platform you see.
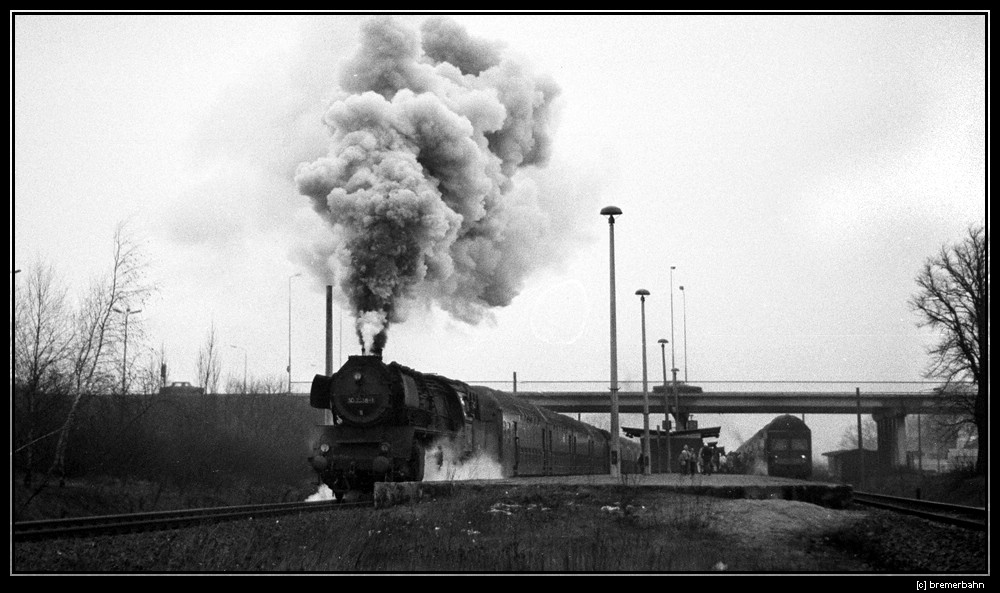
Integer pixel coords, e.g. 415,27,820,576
679,445,693,477
699,444,714,475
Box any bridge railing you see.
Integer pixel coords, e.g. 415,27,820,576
469,379,946,394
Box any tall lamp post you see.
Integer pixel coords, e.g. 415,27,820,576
230,344,247,394
669,266,681,430
288,272,302,395
636,289,652,475
601,205,622,478
679,285,688,383
112,306,142,394
658,338,671,472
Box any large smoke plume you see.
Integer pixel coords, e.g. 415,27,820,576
295,17,561,354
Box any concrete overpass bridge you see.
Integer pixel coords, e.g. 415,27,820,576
510,386,953,471
512,389,947,415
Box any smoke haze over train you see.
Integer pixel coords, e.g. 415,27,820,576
296,17,563,354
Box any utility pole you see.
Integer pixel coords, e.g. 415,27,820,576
288,272,301,394
857,387,865,489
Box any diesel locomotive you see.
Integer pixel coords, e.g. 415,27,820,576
308,355,642,498
731,414,812,479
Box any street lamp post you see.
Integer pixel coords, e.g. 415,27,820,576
636,289,652,475
680,285,688,383
112,306,142,394
658,338,671,473
601,205,623,478
288,272,302,395
669,266,681,430
230,345,247,394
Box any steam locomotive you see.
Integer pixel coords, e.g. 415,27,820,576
308,355,642,498
731,414,812,479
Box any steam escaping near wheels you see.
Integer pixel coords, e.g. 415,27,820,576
421,437,504,482
306,484,335,501
304,438,502,500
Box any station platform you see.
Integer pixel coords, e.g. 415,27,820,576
374,473,853,510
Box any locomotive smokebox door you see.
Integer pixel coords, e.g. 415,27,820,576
331,362,393,425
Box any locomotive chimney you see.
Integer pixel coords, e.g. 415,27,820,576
325,285,334,375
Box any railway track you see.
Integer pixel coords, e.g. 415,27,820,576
852,491,986,531
13,498,370,542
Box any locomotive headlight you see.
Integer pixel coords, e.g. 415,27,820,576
319,443,330,453
379,442,391,455
353,371,363,383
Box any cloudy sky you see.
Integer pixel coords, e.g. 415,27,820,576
12,12,987,457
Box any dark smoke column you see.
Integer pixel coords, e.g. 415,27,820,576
296,17,561,354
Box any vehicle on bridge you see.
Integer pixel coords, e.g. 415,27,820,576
307,355,642,499
731,414,812,479
158,381,205,395
652,383,704,394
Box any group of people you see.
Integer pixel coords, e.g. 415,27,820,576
678,444,727,476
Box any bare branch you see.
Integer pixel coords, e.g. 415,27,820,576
909,223,987,474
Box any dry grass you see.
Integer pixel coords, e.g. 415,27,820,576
14,486,875,573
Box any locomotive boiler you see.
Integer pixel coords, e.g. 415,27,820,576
308,355,641,499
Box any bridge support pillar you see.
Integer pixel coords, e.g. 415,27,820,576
873,411,908,471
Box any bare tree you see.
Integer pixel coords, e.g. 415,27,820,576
223,373,287,395
908,414,971,469
135,346,166,395
909,224,988,474
13,260,73,486
250,374,287,395
197,322,223,394
838,416,877,451
48,221,154,485
224,373,246,395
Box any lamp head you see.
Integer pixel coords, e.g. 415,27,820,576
600,205,622,224
635,289,650,296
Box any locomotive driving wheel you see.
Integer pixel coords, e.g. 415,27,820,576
410,443,425,482
330,475,351,503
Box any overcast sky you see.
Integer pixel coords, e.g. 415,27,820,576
12,12,987,457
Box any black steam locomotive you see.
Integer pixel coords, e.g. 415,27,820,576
730,414,812,479
308,355,642,498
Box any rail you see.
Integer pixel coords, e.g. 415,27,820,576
13,499,370,542
852,491,986,531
